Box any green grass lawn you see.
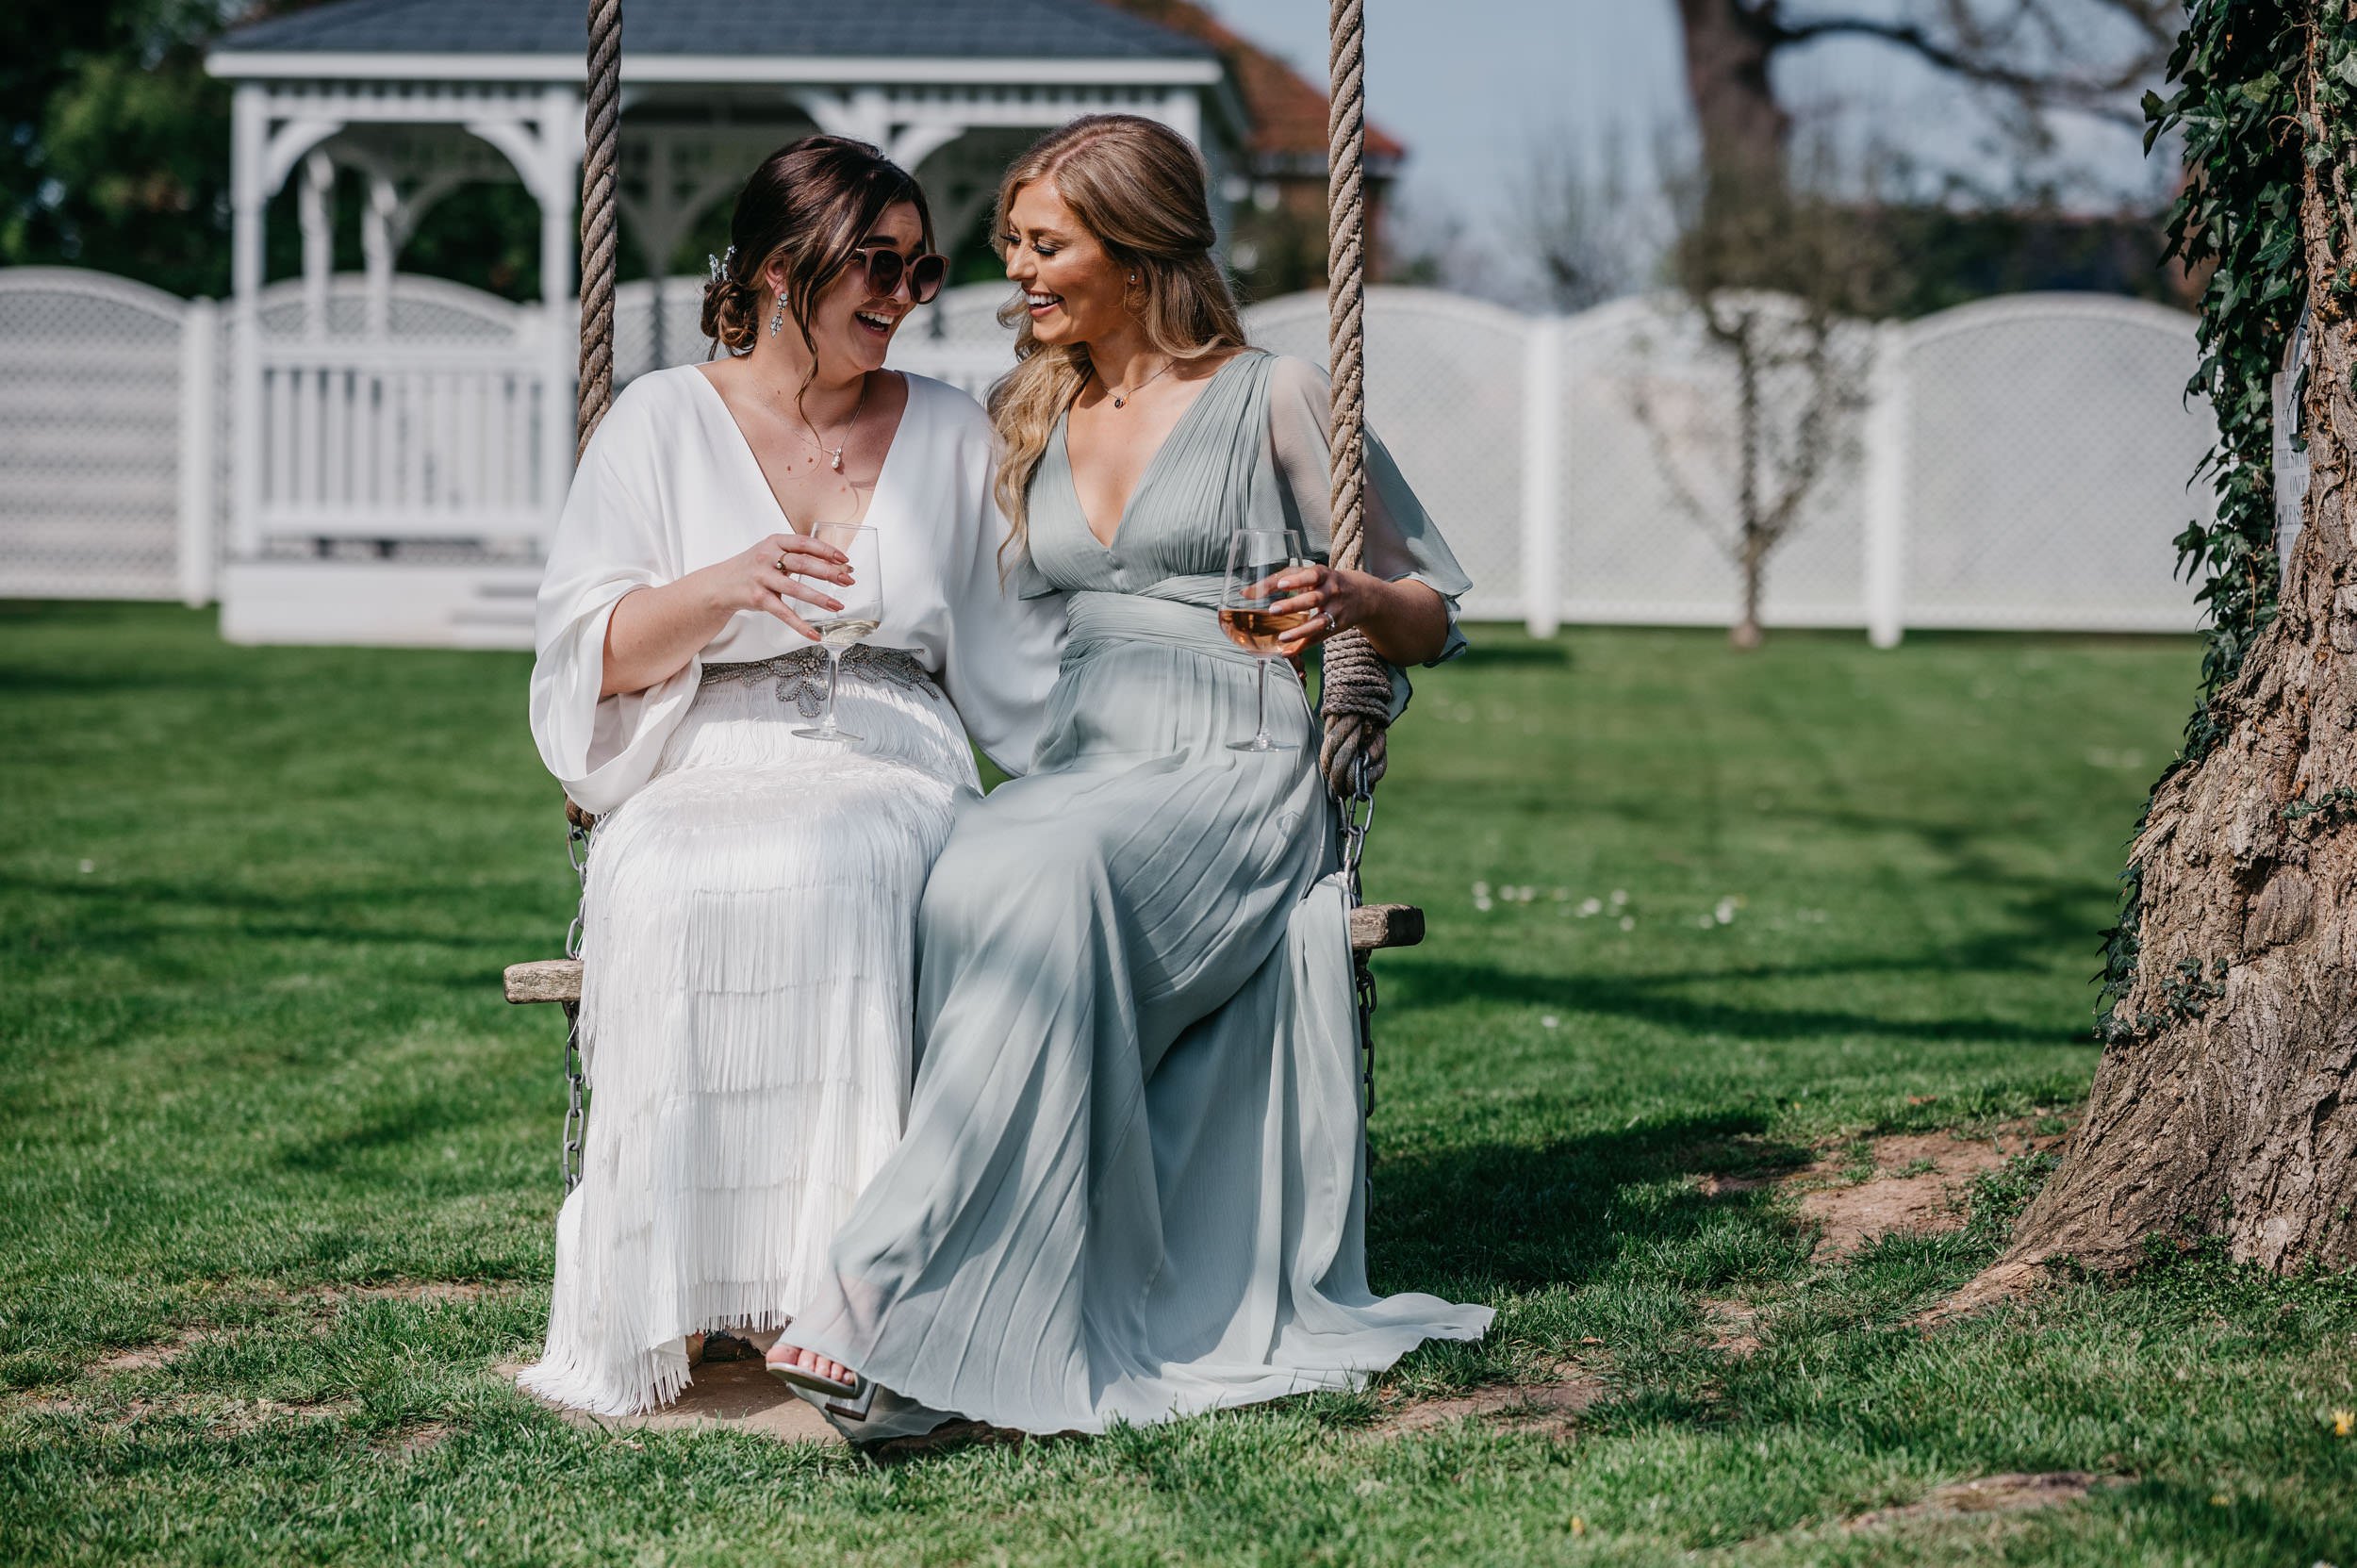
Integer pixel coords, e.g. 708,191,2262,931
3,601,2351,1566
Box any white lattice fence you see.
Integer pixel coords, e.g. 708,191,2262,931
0,266,2217,639
1248,289,1527,620
1902,296,2207,632
0,269,203,601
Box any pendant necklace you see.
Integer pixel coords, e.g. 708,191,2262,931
798,375,868,472
1099,357,1173,409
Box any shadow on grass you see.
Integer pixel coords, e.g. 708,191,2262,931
1390,958,2091,1047
1455,642,1572,668
1368,1112,1814,1293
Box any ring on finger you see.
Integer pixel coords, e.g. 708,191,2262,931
1321,610,1338,634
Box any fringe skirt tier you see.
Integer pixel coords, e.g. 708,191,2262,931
517,652,974,1416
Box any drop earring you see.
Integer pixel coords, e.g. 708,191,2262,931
770,297,786,337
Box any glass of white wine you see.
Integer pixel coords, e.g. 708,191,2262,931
794,521,883,744
1216,526,1311,753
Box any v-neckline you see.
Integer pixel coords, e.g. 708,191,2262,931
688,365,913,536
1061,351,1254,553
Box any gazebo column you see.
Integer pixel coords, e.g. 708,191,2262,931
361,175,398,339
539,89,581,535
229,84,268,559
299,151,335,340
1155,89,1202,148
793,88,894,147
470,91,584,539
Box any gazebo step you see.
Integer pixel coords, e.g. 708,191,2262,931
503,903,1425,1006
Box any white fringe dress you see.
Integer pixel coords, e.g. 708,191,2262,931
518,367,1063,1416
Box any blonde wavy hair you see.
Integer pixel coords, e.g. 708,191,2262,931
986,114,1249,550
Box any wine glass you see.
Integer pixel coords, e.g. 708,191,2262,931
1216,526,1311,753
793,521,883,744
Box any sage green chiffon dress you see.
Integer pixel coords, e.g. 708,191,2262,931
787,351,1492,1437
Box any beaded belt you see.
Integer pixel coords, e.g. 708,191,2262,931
700,646,936,720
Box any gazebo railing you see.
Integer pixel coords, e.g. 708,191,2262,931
253,336,552,544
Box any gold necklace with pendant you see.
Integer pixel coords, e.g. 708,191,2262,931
795,375,869,472
1099,357,1173,409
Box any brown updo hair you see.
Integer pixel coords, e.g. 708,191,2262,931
700,135,934,360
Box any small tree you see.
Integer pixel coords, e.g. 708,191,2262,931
1630,158,1896,647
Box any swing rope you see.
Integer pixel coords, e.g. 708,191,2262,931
1315,0,1392,810
577,0,622,455
536,0,1398,1184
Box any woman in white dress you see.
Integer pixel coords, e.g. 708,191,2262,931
518,136,1063,1416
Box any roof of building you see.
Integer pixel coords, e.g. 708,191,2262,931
218,0,1218,62
1095,0,1404,170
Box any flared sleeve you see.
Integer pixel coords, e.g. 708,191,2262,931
933,398,1067,776
527,381,695,817
1263,355,1472,720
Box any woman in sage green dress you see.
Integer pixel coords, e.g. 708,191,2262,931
769,115,1492,1438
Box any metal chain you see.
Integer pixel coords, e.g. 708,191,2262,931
561,814,592,1194
1354,953,1379,1121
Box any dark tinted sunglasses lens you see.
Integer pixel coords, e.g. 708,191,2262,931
863,249,904,295
909,255,947,304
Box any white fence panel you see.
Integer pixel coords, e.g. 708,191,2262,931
0,269,190,599
0,267,2222,638
1551,294,1874,629
1901,296,2207,632
1248,288,1527,622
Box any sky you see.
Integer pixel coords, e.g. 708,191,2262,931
1193,0,2171,301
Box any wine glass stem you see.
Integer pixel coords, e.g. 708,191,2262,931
1253,652,1271,747
820,645,843,733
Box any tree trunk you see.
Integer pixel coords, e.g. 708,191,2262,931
1731,551,1764,650
1970,47,2357,1294
1673,0,1790,191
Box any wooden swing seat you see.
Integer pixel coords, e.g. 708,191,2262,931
504,903,1422,1006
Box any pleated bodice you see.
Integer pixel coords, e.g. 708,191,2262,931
1025,350,1278,607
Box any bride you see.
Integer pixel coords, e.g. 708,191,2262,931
518,136,1062,1416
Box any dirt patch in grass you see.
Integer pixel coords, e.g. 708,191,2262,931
1701,1298,1762,1358
1848,1471,2108,1528
499,1357,846,1445
337,1281,493,1305
1376,1365,1608,1436
89,1326,220,1374
1704,1122,2066,1263
24,1390,359,1431
382,1420,454,1457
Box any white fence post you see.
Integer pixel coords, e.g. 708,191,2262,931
1520,315,1564,638
1859,320,1909,649
178,298,220,607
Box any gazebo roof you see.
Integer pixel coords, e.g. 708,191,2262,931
212,0,1221,77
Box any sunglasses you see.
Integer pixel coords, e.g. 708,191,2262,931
850,245,948,305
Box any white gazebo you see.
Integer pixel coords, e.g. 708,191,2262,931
205,0,1241,644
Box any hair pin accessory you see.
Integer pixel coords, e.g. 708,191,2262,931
706,244,737,284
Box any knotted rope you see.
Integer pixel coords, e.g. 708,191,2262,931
1318,0,1390,801
576,0,622,455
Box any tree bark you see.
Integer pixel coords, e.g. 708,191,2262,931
1972,37,2357,1292
1673,0,1791,190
